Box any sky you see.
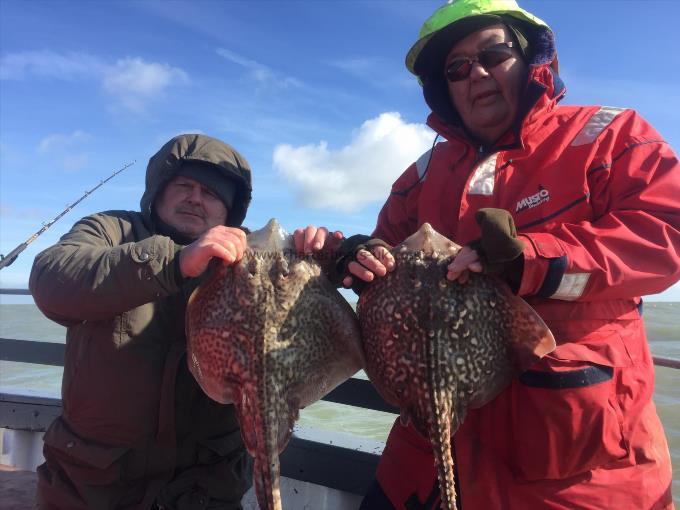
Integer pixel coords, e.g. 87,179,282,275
1,0,680,303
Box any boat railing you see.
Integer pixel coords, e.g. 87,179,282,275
0,288,396,495
1,288,679,496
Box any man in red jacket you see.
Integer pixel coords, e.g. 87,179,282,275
297,1,679,508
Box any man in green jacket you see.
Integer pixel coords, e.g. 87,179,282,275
29,134,253,509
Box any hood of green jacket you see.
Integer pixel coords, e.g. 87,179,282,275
140,134,253,228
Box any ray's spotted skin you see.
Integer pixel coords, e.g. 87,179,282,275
358,223,555,510
186,219,364,510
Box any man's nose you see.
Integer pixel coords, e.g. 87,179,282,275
186,184,203,203
469,60,490,80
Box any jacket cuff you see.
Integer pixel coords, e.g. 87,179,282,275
517,233,567,297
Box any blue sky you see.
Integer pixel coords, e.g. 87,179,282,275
1,0,679,302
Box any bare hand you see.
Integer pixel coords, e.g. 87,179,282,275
179,226,247,278
446,245,482,283
344,245,395,288
293,225,343,254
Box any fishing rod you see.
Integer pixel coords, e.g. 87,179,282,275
0,161,136,271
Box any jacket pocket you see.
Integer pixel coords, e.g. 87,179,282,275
510,348,629,481
43,418,130,485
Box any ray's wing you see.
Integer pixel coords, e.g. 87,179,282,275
467,279,555,410
283,279,364,410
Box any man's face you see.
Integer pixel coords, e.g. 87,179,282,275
154,175,228,240
445,25,527,145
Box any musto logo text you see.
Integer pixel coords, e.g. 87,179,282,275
516,188,550,212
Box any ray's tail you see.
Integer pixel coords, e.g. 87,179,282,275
251,393,283,510
428,334,457,510
431,389,456,510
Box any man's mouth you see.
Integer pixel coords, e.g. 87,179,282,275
472,90,499,103
177,210,204,220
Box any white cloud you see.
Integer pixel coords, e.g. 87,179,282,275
38,130,91,153
1,51,188,113
0,50,103,80
102,58,188,113
273,112,434,212
35,131,91,171
216,48,270,77
216,48,303,88
103,58,188,97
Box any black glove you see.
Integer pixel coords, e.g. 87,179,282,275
469,208,525,291
328,234,392,295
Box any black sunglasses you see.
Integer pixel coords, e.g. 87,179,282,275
445,41,515,82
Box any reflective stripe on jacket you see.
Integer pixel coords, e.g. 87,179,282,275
371,63,679,509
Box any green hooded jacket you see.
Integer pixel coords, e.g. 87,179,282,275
29,134,253,510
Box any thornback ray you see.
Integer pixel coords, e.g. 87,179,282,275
186,218,364,510
357,223,555,510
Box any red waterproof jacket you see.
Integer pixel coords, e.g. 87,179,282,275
371,63,679,509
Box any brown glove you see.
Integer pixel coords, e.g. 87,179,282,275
469,208,525,290
327,235,392,295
